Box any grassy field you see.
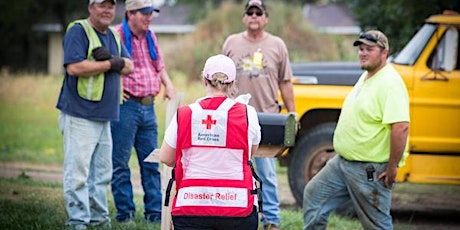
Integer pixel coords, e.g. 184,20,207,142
3,74,445,229
0,72,202,165
0,74,365,229
0,177,161,230
0,176,371,230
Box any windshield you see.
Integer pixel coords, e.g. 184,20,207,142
392,24,437,65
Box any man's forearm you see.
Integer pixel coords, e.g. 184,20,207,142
160,69,173,88
67,60,110,76
280,80,295,112
388,122,409,169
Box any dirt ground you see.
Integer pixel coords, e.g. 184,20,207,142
1,162,459,229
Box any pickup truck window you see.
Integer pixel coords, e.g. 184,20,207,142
393,24,436,65
427,27,460,71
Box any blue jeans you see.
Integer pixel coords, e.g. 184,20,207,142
254,157,280,226
303,155,393,230
111,99,162,222
59,113,112,227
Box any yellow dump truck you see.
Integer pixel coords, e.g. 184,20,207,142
280,11,460,206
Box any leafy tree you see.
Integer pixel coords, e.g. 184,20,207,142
0,0,87,72
40,0,88,32
341,0,460,53
175,0,316,23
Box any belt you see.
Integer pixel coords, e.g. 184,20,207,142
339,155,386,164
126,92,155,106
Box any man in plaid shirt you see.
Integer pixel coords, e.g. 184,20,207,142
111,0,175,224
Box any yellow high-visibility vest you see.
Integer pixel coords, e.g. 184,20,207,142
67,19,122,101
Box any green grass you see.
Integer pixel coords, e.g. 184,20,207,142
0,104,61,164
0,174,419,229
0,176,370,230
0,177,160,230
0,75,61,164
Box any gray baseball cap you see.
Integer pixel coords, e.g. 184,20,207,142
353,30,389,50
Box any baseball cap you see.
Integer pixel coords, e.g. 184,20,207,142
203,55,236,83
353,30,389,50
125,0,160,14
89,0,116,4
245,0,267,12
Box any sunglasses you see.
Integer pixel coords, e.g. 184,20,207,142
245,10,264,17
359,33,378,43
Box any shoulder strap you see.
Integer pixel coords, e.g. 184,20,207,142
164,165,175,207
217,98,237,111
68,19,121,57
248,160,263,213
108,27,122,55
82,19,100,57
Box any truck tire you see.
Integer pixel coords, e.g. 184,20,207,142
288,122,337,206
287,122,356,217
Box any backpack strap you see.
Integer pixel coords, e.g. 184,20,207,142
248,160,263,213
164,165,175,207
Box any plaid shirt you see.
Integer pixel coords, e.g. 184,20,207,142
116,25,165,97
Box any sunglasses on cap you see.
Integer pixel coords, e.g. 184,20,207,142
359,33,379,43
245,10,264,17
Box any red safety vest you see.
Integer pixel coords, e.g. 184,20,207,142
171,97,255,217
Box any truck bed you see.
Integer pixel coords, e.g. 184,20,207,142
291,61,363,86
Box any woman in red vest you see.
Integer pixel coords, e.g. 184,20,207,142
160,54,262,230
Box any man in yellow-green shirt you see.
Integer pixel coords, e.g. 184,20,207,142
303,30,409,230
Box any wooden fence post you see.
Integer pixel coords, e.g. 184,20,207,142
160,92,184,230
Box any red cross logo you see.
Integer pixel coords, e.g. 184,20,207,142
202,115,216,129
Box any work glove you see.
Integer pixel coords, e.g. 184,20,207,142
109,57,125,73
92,47,112,61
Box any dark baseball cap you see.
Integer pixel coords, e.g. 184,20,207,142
245,0,267,12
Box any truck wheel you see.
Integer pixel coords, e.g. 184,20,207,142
288,122,337,206
288,122,356,217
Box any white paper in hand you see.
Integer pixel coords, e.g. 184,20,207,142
144,149,160,162
235,93,251,104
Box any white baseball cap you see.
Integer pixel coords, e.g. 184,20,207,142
125,0,160,13
203,55,236,83
89,0,116,4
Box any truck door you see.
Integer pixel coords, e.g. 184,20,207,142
411,26,460,153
